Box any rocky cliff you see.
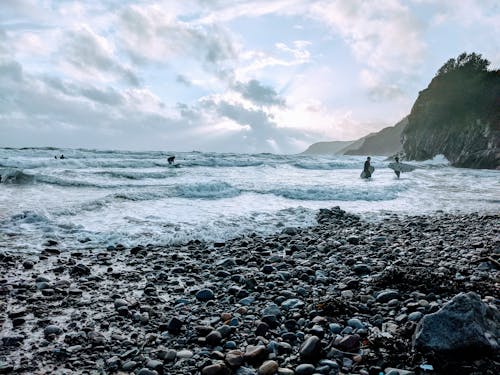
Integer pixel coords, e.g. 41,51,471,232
301,140,356,154
402,54,500,169
343,117,407,156
302,119,406,156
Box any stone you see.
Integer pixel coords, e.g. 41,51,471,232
226,350,244,367
166,316,183,334
336,334,360,351
70,263,91,276
206,330,223,346
376,290,400,303
196,288,215,301
136,369,158,375
146,359,164,374
299,335,321,360
44,325,63,337
202,363,230,375
176,349,193,358
262,303,282,317
244,345,267,363
295,364,315,375
413,292,500,357
281,298,305,310
258,360,279,375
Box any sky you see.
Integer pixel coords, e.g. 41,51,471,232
1,0,499,153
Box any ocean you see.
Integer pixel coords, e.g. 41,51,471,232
0,147,498,252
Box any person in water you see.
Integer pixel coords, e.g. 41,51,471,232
393,156,401,179
167,156,175,164
60,154,65,159
363,156,372,178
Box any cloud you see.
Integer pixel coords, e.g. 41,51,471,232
233,80,285,107
117,5,237,75
62,26,140,86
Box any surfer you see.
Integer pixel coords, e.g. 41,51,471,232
393,157,401,179
168,156,175,165
363,157,372,178
60,154,65,159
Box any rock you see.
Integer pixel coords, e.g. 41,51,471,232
262,303,282,317
281,298,305,310
258,360,279,375
206,330,223,346
136,369,158,375
384,369,415,375
413,292,500,357
347,318,365,329
336,334,360,351
299,335,321,361
202,363,230,375
22,260,34,269
70,263,91,276
146,359,164,374
295,364,315,375
1,336,24,346
166,316,183,334
196,288,215,301
176,349,193,359
226,350,244,367
244,345,267,363
0,363,14,374
44,325,63,337
122,361,138,371
376,290,400,303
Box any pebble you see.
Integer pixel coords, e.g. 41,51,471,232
258,360,279,375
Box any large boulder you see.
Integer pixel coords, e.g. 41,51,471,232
413,292,499,357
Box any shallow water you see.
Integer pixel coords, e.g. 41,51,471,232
0,148,498,252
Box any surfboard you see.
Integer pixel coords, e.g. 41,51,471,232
388,162,416,172
360,166,374,178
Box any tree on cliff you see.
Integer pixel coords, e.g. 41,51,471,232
436,52,490,76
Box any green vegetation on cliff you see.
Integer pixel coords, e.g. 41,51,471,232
402,53,500,169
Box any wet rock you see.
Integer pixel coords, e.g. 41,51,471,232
413,292,500,357
258,360,279,375
44,325,63,337
299,335,321,361
70,263,91,276
1,336,24,347
206,330,223,346
196,288,215,301
202,363,230,375
226,350,244,367
295,364,315,375
376,290,400,303
244,345,267,363
146,359,164,374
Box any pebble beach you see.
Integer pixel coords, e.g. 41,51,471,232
1,207,498,375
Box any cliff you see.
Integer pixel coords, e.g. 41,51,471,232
302,118,406,156
402,54,500,169
343,117,407,156
302,140,356,154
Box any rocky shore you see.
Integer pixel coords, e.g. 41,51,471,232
1,207,499,375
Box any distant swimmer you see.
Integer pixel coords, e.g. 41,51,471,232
167,156,175,165
60,154,65,159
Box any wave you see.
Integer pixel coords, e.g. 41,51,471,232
292,161,360,170
0,168,35,184
174,181,241,199
95,170,177,180
115,182,241,201
269,185,405,201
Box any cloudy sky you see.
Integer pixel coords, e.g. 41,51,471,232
1,0,499,153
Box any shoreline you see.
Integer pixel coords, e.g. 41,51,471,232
1,208,499,374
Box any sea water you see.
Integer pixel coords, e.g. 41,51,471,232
0,148,498,252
